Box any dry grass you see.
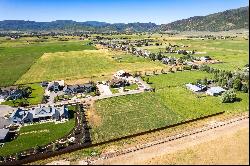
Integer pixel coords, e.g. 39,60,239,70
145,128,249,165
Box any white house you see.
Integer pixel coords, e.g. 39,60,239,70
206,87,226,96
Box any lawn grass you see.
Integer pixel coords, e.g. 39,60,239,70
110,88,119,94
0,40,96,87
16,49,166,84
125,83,138,90
0,107,76,157
1,83,44,106
89,71,249,143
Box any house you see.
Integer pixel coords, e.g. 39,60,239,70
200,56,211,61
162,58,170,64
6,89,24,100
186,83,207,92
31,105,69,122
0,129,9,142
10,105,69,124
206,87,226,96
63,83,95,95
48,81,64,92
10,108,33,124
110,78,130,88
41,81,49,87
113,70,131,78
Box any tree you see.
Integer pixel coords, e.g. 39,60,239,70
233,78,242,91
241,84,248,93
220,89,236,103
146,78,150,84
202,77,208,85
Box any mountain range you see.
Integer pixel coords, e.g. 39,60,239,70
0,6,248,32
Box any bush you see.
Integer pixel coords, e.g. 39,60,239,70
241,84,248,93
233,78,242,91
220,89,237,103
183,66,191,70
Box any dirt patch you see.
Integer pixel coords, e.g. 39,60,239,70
86,101,102,127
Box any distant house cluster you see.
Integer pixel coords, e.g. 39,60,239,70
10,105,69,124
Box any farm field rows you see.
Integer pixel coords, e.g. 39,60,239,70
89,71,249,143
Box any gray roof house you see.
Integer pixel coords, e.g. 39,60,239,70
10,105,69,124
206,87,226,96
63,83,95,95
186,83,207,92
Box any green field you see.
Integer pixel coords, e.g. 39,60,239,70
16,49,166,84
0,40,96,87
90,71,249,143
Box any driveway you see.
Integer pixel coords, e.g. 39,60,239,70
97,84,112,96
0,105,15,117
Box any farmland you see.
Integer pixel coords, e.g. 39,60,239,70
0,40,96,87
89,71,249,143
16,49,166,84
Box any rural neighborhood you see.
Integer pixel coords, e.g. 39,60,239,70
0,0,248,165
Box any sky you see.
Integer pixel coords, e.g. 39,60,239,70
0,0,248,24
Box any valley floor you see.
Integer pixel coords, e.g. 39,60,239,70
92,118,249,165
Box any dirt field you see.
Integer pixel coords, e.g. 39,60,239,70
93,118,249,165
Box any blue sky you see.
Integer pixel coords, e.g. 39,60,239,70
0,0,248,24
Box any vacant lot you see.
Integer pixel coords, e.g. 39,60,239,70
16,49,166,84
89,71,249,143
0,40,96,87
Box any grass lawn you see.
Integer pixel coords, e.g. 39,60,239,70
125,83,138,90
89,71,249,143
1,83,44,107
0,40,96,87
110,87,119,94
16,49,166,84
0,107,76,157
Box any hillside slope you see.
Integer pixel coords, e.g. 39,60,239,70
160,6,249,31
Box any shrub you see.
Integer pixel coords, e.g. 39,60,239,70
241,84,249,93
183,66,191,70
233,78,242,91
220,89,237,103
